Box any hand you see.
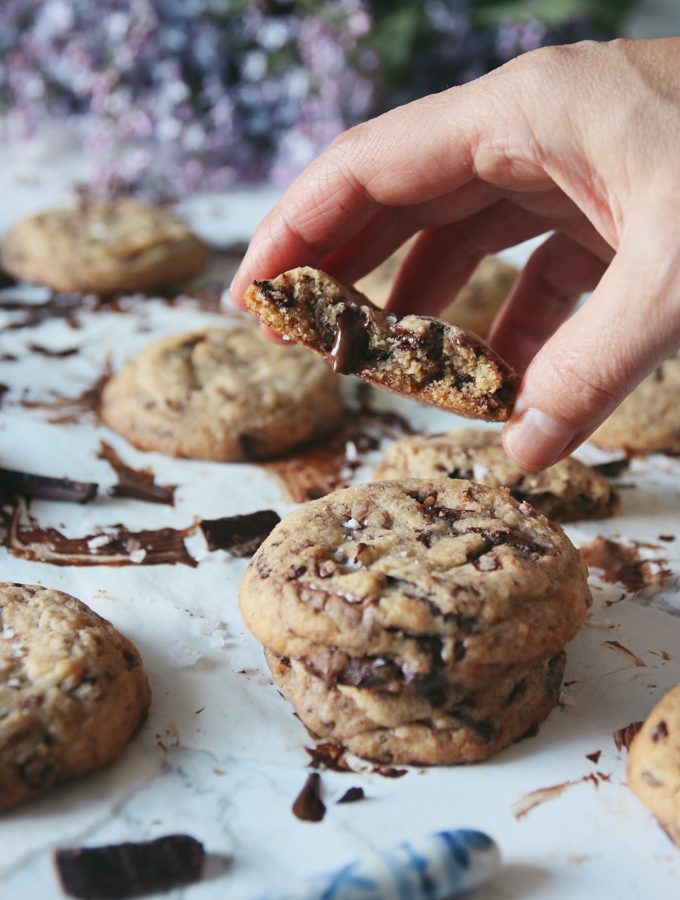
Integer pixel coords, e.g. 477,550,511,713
231,38,680,470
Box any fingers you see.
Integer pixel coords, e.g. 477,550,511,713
230,67,544,305
489,232,608,374
385,200,552,318
502,219,680,470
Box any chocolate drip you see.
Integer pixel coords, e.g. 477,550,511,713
98,441,176,505
0,468,97,503
53,835,205,899
199,509,281,556
329,307,369,374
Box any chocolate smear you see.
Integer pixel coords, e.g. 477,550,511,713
0,467,97,503
27,343,79,358
2,499,196,567
53,834,205,899
602,639,646,668
264,405,415,503
580,536,672,592
513,773,608,820
613,721,643,752
199,509,280,556
292,773,326,822
591,459,630,478
98,441,176,505
337,787,365,804
20,363,111,424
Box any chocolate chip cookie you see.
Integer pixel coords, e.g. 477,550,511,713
244,268,518,421
628,684,680,846
1,200,206,294
101,326,345,460
375,429,619,522
240,479,590,688
267,649,565,765
358,252,517,339
0,583,150,810
592,354,680,454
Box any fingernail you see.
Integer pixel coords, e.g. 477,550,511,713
503,408,575,471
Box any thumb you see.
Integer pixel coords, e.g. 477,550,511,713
502,224,680,470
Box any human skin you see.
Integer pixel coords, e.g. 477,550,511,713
230,38,680,470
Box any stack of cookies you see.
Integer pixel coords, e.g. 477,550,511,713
240,478,591,765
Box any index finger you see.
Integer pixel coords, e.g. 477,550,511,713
229,69,543,305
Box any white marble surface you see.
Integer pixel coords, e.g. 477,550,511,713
0,170,680,900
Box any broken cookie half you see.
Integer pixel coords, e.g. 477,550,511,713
245,267,518,422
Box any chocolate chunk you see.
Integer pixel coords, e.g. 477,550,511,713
586,750,602,764
613,721,643,752
0,384,9,407
651,720,669,742
200,510,281,556
337,786,365,804
53,834,205,899
98,441,176,505
292,772,326,822
591,459,630,478
305,742,352,772
329,307,369,374
254,280,294,308
0,467,97,503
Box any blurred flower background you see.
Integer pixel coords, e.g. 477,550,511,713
0,0,639,197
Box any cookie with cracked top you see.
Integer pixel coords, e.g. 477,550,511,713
592,354,680,454
375,428,619,522
1,200,207,294
0,582,150,811
267,649,565,765
627,684,680,847
101,325,345,460
244,267,518,421
239,479,591,687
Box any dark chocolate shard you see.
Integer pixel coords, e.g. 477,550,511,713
0,384,9,407
613,721,643,752
337,786,365,804
98,441,176,505
53,834,205,899
0,467,97,503
292,772,326,822
200,510,281,556
590,459,630,478
27,342,79,358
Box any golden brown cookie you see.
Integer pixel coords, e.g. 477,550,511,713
240,479,591,688
374,428,619,522
267,649,565,765
1,200,207,294
0,583,150,810
628,684,680,846
101,326,345,460
592,355,680,454
245,267,518,421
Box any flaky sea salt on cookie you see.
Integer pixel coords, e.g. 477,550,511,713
245,267,518,421
0,582,150,810
240,479,591,687
375,428,619,522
